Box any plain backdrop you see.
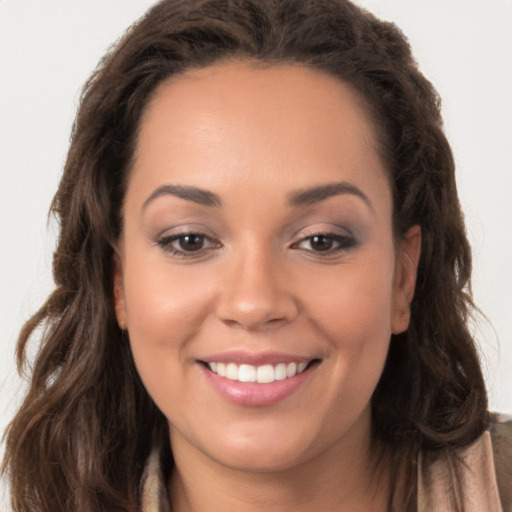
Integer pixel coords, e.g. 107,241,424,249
1,0,511,507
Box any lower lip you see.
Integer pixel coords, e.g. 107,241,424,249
200,364,314,406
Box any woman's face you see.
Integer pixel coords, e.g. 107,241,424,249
114,61,420,473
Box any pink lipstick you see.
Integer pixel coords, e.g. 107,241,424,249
198,351,319,406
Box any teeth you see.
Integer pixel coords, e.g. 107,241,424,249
286,362,297,378
226,363,238,380
257,364,274,384
217,362,226,377
275,363,287,380
239,364,256,383
206,360,310,383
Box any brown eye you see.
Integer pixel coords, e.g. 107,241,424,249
156,232,221,256
309,235,335,252
292,233,357,255
178,234,206,252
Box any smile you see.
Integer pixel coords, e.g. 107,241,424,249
205,361,309,384
200,356,320,406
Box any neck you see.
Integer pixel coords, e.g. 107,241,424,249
168,411,391,512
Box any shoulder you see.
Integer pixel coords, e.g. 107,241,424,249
418,415,510,512
489,412,512,511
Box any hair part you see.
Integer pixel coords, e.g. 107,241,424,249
3,1,487,510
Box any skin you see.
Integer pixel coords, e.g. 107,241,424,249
114,61,421,512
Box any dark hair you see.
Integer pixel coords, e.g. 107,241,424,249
2,0,487,510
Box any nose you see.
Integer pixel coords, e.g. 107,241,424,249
215,247,299,331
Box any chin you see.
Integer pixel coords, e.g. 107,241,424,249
212,442,310,473
188,418,324,474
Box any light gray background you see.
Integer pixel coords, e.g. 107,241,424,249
1,0,511,507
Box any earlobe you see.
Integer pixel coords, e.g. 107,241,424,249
113,253,128,330
391,225,421,335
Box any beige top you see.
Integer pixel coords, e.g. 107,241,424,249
141,420,511,512
418,431,503,512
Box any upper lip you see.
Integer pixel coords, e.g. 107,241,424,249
198,350,317,366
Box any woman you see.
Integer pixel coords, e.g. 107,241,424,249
2,0,510,510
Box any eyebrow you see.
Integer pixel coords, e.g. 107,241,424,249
142,184,222,210
289,181,375,213
142,180,374,213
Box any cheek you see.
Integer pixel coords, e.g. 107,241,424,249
304,254,395,344
121,259,221,427
321,286,392,390
300,253,395,406
123,255,213,336
121,252,217,386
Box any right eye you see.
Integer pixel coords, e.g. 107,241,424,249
156,233,221,257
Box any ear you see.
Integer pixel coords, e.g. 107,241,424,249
391,225,421,335
113,252,128,330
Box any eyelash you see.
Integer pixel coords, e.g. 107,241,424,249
156,233,221,257
290,232,357,255
156,230,357,259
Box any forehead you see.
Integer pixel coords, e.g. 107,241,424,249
129,60,390,213
141,60,377,146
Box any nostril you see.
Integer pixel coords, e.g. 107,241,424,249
216,292,300,331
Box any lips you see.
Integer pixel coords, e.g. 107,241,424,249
198,351,320,406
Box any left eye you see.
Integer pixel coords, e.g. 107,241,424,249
293,233,355,253
156,233,219,255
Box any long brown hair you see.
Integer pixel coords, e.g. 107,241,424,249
3,1,487,510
